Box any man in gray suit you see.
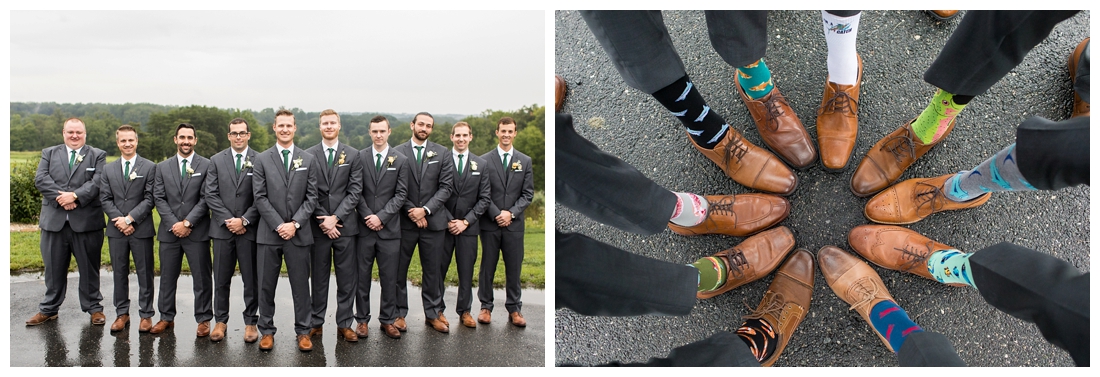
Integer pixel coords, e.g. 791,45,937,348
478,117,535,327
355,115,410,339
98,124,157,333
395,112,454,333
27,117,108,326
151,123,213,337
252,109,320,352
306,109,363,342
204,118,261,343
441,122,491,329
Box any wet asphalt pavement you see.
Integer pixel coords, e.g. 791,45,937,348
10,270,544,367
554,10,1089,367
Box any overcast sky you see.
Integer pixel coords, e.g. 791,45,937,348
10,10,545,115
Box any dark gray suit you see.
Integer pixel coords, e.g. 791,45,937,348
252,145,319,336
442,152,491,315
153,153,212,323
394,140,454,319
478,147,534,314
355,147,409,325
99,155,156,319
205,147,261,326
306,142,363,330
35,144,107,315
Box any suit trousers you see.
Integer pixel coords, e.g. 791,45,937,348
212,236,258,325
397,228,444,319
442,232,479,314
39,223,104,315
108,236,155,318
580,10,768,94
597,332,760,367
355,234,399,324
257,243,312,335
310,236,357,329
157,238,212,323
1016,116,1089,191
477,229,524,313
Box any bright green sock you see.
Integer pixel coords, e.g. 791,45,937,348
691,257,727,292
912,89,967,143
927,249,977,288
736,58,774,100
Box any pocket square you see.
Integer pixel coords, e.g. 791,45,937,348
295,167,308,171
246,173,253,176
428,161,439,164
192,173,202,176
472,172,481,176
338,164,349,167
387,168,397,171
86,168,96,171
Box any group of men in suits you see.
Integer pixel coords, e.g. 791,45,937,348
26,110,535,353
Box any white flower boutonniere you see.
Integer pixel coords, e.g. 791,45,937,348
337,151,346,165
512,161,522,171
387,156,396,166
243,158,253,169
470,161,478,171
128,171,138,181
186,166,195,177
76,154,85,164
425,150,437,159
292,156,304,170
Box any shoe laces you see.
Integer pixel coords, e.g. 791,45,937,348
707,196,737,218
913,180,947,218
817,90,857,117
760,92,790,131
717,247,750,281
722,130,750,167
846,276,887,312
881,128,917,163
742,291,787,322
895,240,934,273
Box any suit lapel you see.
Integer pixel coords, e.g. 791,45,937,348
418,142,433,180
66,147,84,182
455,154,469,192
234,150,253,189
288,147,306,185
269,148,289,186
495,149,508,187
121,158,136,195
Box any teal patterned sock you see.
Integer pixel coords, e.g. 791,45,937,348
736,58,774,100
927,249,977,288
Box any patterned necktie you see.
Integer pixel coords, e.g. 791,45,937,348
457,154,464,176
124,161,131,181
69,150,76,170
376,153,382,172
181,158,188,179
282,150,290,172
502,152,509,170
327,148,334,167
415,146,424,165
236,153,242,173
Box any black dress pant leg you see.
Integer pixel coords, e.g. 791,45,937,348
1015,116,1089,191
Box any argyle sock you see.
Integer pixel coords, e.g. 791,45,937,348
822,11,861,85
869,300,924,352
927,249,977,288
652,75,731,149
669,192,709,227
736,318,778,362
944,143,1037,202
912,89,970,143
691,256,727,292
736,58,774,100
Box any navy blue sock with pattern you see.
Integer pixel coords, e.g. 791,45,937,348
868,300,923,352
652,75,730,149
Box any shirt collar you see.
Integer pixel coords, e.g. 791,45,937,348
372,144,390,157
231,146,249,157
497,145,515,159
121,154,137,166
452,148,467,157
178,151,194,161
277,143,295,154
322,139,339,151
66,145,83,155
410,138,427,148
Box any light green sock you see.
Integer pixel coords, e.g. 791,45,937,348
912,89,967,143
736,58,774,100
691,257,727,292
926,249,977,288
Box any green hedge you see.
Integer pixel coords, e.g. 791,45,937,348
11,156,42,223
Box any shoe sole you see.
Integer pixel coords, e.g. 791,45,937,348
26,314,59,326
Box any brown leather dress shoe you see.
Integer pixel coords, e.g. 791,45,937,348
848,225,969,287
259,334,275,350
478,309,491,324
817,54,862,172
210,322,227,342
928,10,960,21
850,119,955,197
139,317,153,333
697,226,797,299
26,312,58,326
309,326,323,338
509,312,527,327
380,323,402,339
110,314,130,332
337,327,359,342
460,312,477,328
356,322,370,338
818,246,899,352
734,75,817,169
91,311,106,325
297,334,313,352
196,321,211,337
244,325,259,343
689,126,798,196
438,311,449,327
150,320,174,334
394,317,407,332
667,194,789,237
743,249,814,367
555,75,567,112
865,174,990,224
1069,37,1090,118
426,317,450,333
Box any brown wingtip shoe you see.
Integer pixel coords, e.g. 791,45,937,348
438,311,450,327
850,119,956,197
91,311,106,325
380,323,402,339
139,317,153,333
426,317,450,333
26,312,58,326
1069,37,1090,118
110,314,130,332
928,10,960,21
460,312,477,328
697,226,797,300
297,334,313,352
150,320,174,334
667,194,790,237
210,322,227,342
817,246,898,353
308,326,323,338
243,325,259,343
689,126,798,196
337,327,359,342
555,75,567,112
745,249,814,367
478,309,492,324
356,322,370,338
848,225,969,287
734,75,818,169
817,54,862,172
865,174,990,225
509,312,527,327
196,321,211,337
394,317,407,332
259,334,275,350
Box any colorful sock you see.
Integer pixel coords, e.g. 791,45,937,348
822,11,861,85
691,256,727,292
868,300,923,352
912,89,968,143
944,143,1037,202
927,249,977,288
737,58,774,100
652,75,731,149
736,318,778,362
669,192,708,227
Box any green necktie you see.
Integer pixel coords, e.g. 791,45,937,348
502,152,509,170
124,161,131,181
327,148,334,167
69,150,76,170
376,153,382,172
415,146,424,165
235,153,242,173
282,150,290,172
457,154,464,176
181,158,188,179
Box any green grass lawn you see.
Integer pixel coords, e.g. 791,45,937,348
11,151,119,164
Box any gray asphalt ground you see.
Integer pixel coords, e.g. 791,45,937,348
554,10,1089,367
10,270,544,366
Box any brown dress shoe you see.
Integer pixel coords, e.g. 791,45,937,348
26,312,58,326
1069,37,1090,118
438,311,449,327
478,309,491,324
667,194,789,237
110,314,130,332
697,226,797,299
259,334,275,350
243,325,259,343
297,334,313,352
818,246,899,352
689,126,798,196
865,174,990,225
380,323,402,339
460,312,477,328
850,119,955,197
150,320,174,334
734,75,817,169
139,317,153,333
509,312,527,327
394,317,407,332
91,311,106,325
848,225,969,287
928,10,960,21
196,321,211,337
555,75,567,112
309,326,323,338
743,249,814,367
337,327,359,342
817,54,862,172
210,322,227,342
356,322,370,338
426,317,450,333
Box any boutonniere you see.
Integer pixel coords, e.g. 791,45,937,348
425,150,437,159
186,166,195,177
470,161,478,171
337,151,346,165
292,156,304,170
128,171,138,181
387,156,396,166
511,161,522,171
76,154,85,164
243,157,253,169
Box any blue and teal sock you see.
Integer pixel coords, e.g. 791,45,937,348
652,75,730,149
868,300,923,352
927,249,977,288
944,143,1037,202
736,58,774,100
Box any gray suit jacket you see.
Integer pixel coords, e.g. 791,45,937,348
205,147,261,241
99,155,156,239
394,140,454,231
444,153,491,236
356,148,410,240
252,145,319,246
307,142,363,238
154,154,211,242
480,148,535,232
35,144,107,233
